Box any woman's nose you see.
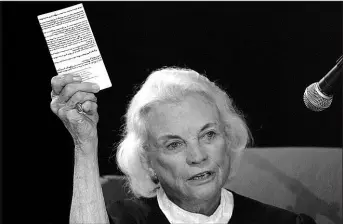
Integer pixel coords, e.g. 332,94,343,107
186,144,208,165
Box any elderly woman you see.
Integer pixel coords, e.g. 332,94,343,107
50,67,316,224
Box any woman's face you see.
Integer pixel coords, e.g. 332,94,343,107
146,93,231,204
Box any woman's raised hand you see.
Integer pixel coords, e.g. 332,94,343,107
50,73,100,155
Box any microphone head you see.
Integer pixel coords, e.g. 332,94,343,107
303,82,333,112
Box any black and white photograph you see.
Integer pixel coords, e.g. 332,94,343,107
1,1,342,224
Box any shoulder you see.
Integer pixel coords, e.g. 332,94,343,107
229,190,316,224
106,197,169,224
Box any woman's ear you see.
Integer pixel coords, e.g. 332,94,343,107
145,155,159,184
141,142,159,183
140,147,151,170
141,146,155,170
147,156,156,172
148,167,159,184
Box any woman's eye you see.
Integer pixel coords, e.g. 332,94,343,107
167,142,182,150
203,131,217,141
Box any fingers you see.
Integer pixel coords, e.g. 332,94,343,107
81,101,98,115
55,99,98,123
50,73,100,121
51,73,82,96
54,92,98,119
65,92,97,109
59,82,100,104
57,101,98,125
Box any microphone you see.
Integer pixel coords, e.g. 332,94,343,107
303,54,343,111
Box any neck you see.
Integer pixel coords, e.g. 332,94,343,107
165,190,222,216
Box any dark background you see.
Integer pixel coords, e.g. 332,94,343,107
2,1,342,223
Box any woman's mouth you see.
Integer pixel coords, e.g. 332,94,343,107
188,171,215,185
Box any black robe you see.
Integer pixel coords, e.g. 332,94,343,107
107,189,316,224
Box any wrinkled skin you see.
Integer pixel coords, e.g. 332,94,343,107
146,93,231,216
50,73,100,155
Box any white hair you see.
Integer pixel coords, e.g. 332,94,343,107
115,67,252,198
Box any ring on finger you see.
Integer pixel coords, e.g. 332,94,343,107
76,102,86,114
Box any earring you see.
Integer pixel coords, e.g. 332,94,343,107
149,169,159,184
152,173,159,184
